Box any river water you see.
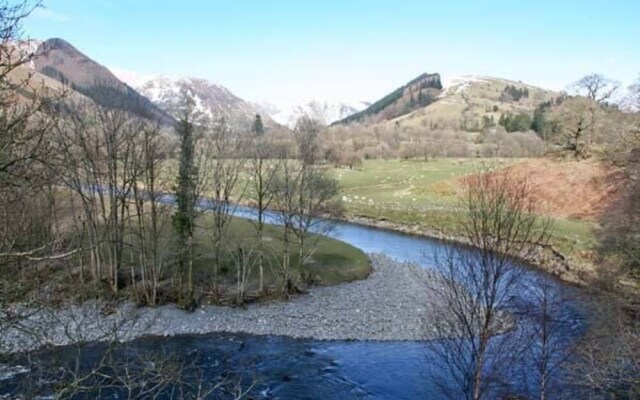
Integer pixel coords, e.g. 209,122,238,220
0,203,588,399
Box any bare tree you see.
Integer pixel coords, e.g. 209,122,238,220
581,115,640,399
272,155,299,296
97,107,142,294
572,291,640,399
207,117,246,301
229,246,256,306
294,116,322,167
598,116,640,278
291,167,342,285
54,102,110,286
625,76,640,111
551,96,603,158
248,138,279,294
428,168,551,400
570,73,620,104
520,276,575,400
0,0,64,263
129,121,172,306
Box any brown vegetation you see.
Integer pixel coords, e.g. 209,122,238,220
486,158,627,220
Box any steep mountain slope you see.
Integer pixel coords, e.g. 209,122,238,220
6,62,92,106
266,100,370,127
33,38,174,124
392,75,558,130
134,76,273,126
334,72,443,125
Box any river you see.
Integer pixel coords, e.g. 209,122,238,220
0,203,588,399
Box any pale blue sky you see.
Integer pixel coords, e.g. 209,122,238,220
24,0,640,105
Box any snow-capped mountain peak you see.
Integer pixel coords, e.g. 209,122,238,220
266,99,370,128
125,74,269,125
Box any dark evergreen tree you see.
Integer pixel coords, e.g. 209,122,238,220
172,107,198,305
531,104,547,137
252,113,265,136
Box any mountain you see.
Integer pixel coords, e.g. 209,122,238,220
334,72,443,125
264,100,370,128
132,75,273,126
13,39,42,70
33,38,174,125
389,75,559,130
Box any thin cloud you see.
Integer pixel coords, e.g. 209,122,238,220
31,7,72,23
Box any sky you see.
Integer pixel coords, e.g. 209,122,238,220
24,0,640,106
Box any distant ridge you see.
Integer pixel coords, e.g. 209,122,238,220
334,72,442,125
34,38,175,125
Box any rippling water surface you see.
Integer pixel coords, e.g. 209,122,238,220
0,204,588,399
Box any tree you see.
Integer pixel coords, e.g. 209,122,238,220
251,113,264,136
294,116,322,167
572,289,640,398
130,121,171,306
248,139,279,293
498,112,532,133
598,114,640,278
570,73,620,104
530,102,560,141
551,96,603,158
0,0,63,263
96,107,142,294
271,156,299,296
428,168,551,400
626,75,640,110
521,276,574,400
172,94,199,307
207,117,246,301
501,85,529,102
289,116,342,285
291,167,342,285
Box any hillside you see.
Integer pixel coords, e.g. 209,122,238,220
488,158,627,221
391,75,558,130
334,73,443,125
33,38,174,125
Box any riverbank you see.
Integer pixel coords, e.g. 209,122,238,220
1,254,448,354
344,214,596,286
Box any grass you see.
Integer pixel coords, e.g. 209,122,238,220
37,190,370,306
331,158,597,259
191,214,371,290
162,156,597,264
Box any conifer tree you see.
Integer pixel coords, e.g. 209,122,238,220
252,113,265,136
172,97,198,306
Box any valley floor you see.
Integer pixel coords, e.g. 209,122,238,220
332,157,614,284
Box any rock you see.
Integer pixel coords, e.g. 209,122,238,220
1,254,452,353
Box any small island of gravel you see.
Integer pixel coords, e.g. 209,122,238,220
1,254,447,353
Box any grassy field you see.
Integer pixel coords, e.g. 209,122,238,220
192,215,371,290
43,191,369,305
163,156,597,263
332,158,597,258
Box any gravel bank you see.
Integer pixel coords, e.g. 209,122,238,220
1,254,446,353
